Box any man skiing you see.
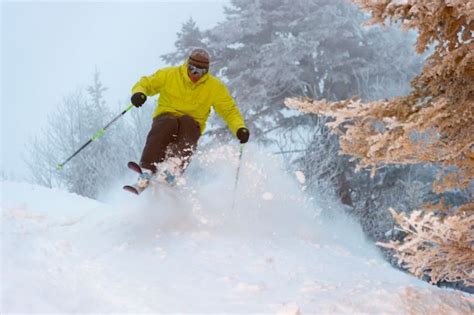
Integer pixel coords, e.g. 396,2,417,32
129,48,249,188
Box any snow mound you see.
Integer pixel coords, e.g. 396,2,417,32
1,145,472,313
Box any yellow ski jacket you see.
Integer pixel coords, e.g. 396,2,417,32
131,62,246,135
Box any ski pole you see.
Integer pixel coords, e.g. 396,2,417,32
56,104,135,170
231,143,245,211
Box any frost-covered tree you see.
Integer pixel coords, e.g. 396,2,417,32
26,71,134,198
160,0,421,143
161,18,208,65
204,0,421,139
286,0,473,287
378,208,474,287
26,90,87,190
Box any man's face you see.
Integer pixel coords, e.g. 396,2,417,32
187,63,208,83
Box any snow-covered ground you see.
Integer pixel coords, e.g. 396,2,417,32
1,145,472,314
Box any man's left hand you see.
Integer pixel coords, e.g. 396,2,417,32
237,128,250,144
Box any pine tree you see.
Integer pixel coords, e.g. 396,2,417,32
204,0,421,140
161,18,207,65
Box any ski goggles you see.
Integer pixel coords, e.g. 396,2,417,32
187,63,208,76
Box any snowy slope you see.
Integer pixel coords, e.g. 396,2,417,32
1,145,472,314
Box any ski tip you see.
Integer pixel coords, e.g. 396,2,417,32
127,161,138,169
127,161,143,174
123,185,140,195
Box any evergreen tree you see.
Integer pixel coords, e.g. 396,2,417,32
161,18,207,65
203,0,421,139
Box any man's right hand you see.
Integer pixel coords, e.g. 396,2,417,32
131,92,147,107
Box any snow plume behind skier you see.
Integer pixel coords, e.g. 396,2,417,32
107,143,375,261
130,48,250,187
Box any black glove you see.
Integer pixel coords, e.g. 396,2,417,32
131,92,147,107
236,127,250,144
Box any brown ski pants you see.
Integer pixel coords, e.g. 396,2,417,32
140,113,201,173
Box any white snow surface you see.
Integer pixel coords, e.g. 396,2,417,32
1,145,472,314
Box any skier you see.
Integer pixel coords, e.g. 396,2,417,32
129,48,249,188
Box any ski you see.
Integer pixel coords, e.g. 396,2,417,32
123,161,177,195
123,184,147,195
127,161,143,174
123,161,151,195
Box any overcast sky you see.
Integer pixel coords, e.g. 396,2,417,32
1,0,228,179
